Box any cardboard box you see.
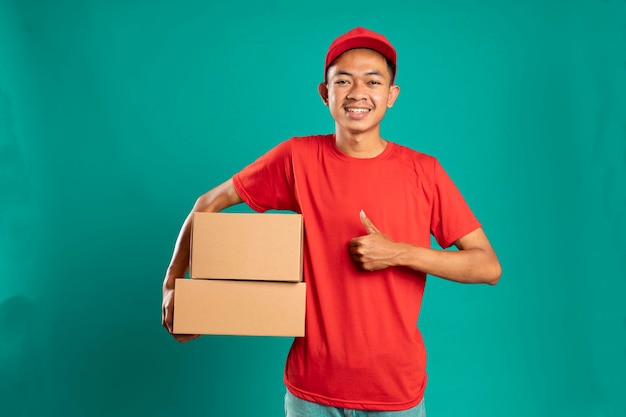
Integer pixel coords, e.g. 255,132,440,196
190,212,303,282
173,279,306,337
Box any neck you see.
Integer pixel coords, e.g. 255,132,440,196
334,129,387,158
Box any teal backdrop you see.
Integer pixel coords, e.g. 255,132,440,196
1,1,625,416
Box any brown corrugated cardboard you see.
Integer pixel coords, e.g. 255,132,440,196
190,212,303,282
173,279,306,337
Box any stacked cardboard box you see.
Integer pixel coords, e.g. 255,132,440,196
173,212,306,337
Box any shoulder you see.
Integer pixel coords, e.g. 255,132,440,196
289,134,333,146
257,134,333,163
389,142,440,173
283,134,334,154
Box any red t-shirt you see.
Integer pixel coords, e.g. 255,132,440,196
233,135,481,411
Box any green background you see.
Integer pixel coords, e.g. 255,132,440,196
1,1,625,416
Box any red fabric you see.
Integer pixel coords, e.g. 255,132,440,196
233,135,481,411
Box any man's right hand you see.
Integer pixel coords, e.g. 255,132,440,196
162,285,200,343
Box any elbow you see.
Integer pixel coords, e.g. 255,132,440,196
484,260,502,286
193,179,242,213
476,247,502,285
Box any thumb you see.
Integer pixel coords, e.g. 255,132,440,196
360,210,380,235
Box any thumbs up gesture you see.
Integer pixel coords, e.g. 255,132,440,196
349,210,400,271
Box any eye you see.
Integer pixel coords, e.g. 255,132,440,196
368,80,382,85
334,80,349,85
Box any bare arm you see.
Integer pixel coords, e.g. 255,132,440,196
349,210,502,285
162,178,243,341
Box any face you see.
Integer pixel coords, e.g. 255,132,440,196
319,48,400,137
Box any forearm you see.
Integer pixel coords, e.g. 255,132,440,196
393,243,501,285
163,212,193,291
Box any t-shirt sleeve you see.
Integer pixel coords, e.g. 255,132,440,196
430,159,482,248
232,139,299,213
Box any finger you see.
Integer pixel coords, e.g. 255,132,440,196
360,210,380,235
348,238,363,253
162,306,168,329
163,307,174,333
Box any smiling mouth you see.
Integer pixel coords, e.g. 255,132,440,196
345,108,370,113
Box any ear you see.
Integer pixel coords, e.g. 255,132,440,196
318,82,329,105
386,85,400,108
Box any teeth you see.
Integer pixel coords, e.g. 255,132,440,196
347,108,369,113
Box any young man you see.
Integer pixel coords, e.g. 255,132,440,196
162,27,501,416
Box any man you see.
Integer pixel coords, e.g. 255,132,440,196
162,27,501,416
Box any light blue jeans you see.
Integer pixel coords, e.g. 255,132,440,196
284,391,426,417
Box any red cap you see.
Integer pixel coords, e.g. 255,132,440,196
324,27,397,83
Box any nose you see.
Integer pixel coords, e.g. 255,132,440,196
346,80,367,100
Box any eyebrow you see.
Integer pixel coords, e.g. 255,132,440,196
336,70,385,77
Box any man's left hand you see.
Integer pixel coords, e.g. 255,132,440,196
349,210,402,271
